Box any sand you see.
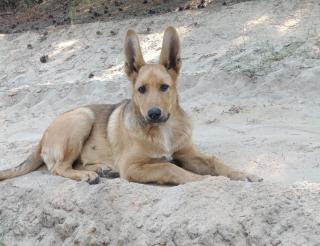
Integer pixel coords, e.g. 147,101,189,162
0,0,320,245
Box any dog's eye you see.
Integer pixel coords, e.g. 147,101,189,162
138,85,146,94
160,84,169,92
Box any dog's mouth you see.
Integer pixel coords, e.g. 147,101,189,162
145,113,170,124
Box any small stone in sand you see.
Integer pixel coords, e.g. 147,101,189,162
227,105,243,114
40,55,49,63
93,11,101,17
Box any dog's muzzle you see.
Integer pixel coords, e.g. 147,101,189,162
146,115,170,124
146,108,170,124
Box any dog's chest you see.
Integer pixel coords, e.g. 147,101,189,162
148,127,174,161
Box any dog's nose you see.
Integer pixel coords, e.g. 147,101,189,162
148,107,162,121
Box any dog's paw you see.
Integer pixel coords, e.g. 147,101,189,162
82,171,100,185
245,174,263,182
88,175,100,185
97,167,120,179
229,171,263,182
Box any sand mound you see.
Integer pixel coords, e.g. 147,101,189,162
1,176,319,245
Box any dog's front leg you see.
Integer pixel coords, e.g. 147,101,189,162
120,161,206,185
173,145,262,182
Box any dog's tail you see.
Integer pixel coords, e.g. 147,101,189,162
0,144,43,181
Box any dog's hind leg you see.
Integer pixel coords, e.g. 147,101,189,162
173,145,262,182
41,107,100,184
52,163,100,184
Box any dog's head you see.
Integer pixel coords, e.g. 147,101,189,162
124,26,181,124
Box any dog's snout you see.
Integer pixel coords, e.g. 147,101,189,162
148,107,162,121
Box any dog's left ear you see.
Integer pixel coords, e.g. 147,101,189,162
160,26,181,81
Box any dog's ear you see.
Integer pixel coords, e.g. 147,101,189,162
160,26,181,81
124,30,145,81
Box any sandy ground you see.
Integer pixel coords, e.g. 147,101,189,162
0,0,320,245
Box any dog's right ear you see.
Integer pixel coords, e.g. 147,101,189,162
124,30,145,82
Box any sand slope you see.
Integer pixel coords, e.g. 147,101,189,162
1,0,320,245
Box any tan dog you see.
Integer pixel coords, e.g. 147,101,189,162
0,27,262,185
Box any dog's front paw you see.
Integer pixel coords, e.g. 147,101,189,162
229,171,263,182
245,174,263,182
97,167,120,179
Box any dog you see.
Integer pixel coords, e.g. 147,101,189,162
0,27,262,185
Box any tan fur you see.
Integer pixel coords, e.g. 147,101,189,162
0,27,262,184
